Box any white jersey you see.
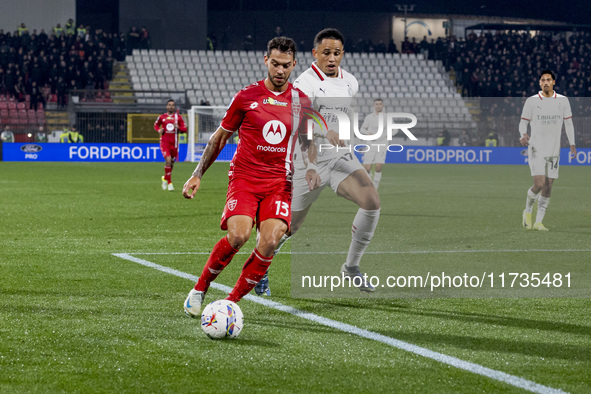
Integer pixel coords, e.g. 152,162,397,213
360,112,388,145
521,91,573,158
293,62,359,165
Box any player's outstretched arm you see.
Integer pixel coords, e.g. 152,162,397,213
178,113,188,133
183,127,233,199
154,116,164,135
303,139,321,190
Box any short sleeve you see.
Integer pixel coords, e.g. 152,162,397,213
563,97,573,119
293,74,315,99
220,92,244,132
521,98,532,121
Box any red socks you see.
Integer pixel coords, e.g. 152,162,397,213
164,165,172,183
195,236,239,292
227,249,273,303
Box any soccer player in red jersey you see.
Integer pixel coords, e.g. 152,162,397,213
182,36,321,316
154,99,187,191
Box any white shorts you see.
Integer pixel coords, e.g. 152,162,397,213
528,146,559,178
292,152,365,212
362,148,387,165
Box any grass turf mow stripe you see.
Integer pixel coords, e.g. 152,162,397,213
113,252,568,394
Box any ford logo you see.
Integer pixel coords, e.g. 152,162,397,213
20,144,43,153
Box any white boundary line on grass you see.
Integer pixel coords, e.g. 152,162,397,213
129,248,591,256
113,252,567,394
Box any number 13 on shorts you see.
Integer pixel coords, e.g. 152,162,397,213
275,201,289,217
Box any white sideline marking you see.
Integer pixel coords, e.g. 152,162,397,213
130,248,591,256
113,252,567,394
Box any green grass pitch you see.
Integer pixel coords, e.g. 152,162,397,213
0,161,589,393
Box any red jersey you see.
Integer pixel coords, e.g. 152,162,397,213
220,80,311,181
154,112,187,147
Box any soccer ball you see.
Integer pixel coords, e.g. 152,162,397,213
200,299,243,339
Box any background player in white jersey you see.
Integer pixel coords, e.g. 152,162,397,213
256,28,380,295
359,98,387,189
519,70,576,231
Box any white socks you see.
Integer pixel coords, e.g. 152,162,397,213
373,172,382,189
525,187,550,224
525,187,539,213
274,233,291,255
345,208,380,269
536,196,550,224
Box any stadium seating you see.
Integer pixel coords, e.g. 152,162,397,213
126,49,475,135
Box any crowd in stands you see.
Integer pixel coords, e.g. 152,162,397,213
0,20,152,140
388,30,591,146
0,21,127,110
443,30,591,100
0,21,152,110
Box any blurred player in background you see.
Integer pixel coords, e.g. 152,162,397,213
519,70,576,231
257,28,381,295
182,36,320,317
154,99,187,191
359,98,387,189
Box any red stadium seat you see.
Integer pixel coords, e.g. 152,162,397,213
16,102,26,110
7,102,16,110
0,102,7,110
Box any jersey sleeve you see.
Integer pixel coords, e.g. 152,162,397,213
178,114,187,133
351,75,359,97
360,114,371,133
154,114,163,131
293,73,315,99
520,98,532,121
220,92,244,133
563,97,573,120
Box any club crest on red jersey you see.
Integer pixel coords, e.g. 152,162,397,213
227,199,237,211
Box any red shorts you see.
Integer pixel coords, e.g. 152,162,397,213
221,177,292,231
160,141,179,160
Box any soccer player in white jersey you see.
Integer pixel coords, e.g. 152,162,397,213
360,98,387,189
519,70,576,231
256,28,381,295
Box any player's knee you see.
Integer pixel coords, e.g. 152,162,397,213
227,232,250,249
361,188,381,210
257,236,278,257
533,180,545,190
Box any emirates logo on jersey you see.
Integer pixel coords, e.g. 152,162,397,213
262,120,287,145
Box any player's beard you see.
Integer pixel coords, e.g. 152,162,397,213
268,72,288,90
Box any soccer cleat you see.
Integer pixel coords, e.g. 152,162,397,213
341,263,375,292
167,183,174,191
533,222,549,231
161,176,167,190
184,289,205,318
254,272,271,296
522,210,532,230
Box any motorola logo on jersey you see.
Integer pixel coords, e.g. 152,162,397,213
262,120,287,145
